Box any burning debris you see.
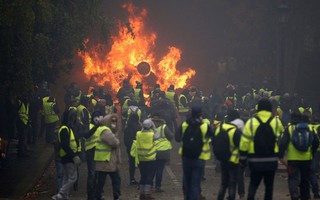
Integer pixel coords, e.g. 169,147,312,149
78,2,195,96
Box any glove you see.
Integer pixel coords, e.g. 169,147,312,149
73,156,81,166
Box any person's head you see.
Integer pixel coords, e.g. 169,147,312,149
142,118,155,131
48,96,55,103
153,84,160,90
123,79,129,86
227,109,240,122
257,98,272,112
191,105,202,119
168,85,174,91
109,114,119,131
91,110,103,125
290,112,302,125
70,96,80,107
189,86,197,97
136,81,142,89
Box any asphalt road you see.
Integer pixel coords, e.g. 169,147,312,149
22,134,297,200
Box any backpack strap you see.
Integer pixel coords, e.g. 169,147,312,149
252,115,275,136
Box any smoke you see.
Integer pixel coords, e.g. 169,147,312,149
100,0,226,94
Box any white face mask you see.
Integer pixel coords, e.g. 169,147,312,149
111,124,116,129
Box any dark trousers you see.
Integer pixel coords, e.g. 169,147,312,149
287,160,311,200
217,162,238,200
247,170,275,200
182,157,205,200
237,165,245,197
126,148,136,181
45,122,57,144
86,148,96,200
16,119,27,155
139,161,156,185
152,159,166,188
311,152,320,195
95,171,121,200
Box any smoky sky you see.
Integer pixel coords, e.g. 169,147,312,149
101,0,238,93
99,1,320,97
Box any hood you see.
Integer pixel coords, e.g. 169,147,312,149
230,118,244,131
128,105,139,112
100,113,119,133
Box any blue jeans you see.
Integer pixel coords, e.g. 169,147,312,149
182,156,205,200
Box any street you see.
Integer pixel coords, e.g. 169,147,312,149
24,135,293,200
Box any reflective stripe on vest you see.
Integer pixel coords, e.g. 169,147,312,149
77,104,91,123
94,126,112,161
155,124,172,151
287,124,313,161
58,126,77,157
85,124,99,151
179,122,211,160
18,101,29,125
215,123,239,164
178,95,189,113
136,130,157,161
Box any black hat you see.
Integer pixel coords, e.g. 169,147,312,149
92,110,103,119
257,98,272,112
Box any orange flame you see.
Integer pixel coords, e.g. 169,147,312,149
78,3,196,96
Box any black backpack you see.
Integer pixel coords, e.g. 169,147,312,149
213,123,235,162
291,123,314,152
182,123,204,158
253,116,275,156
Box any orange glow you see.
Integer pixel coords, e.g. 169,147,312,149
78,3,196,97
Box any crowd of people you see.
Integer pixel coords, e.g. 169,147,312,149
2,78,320,200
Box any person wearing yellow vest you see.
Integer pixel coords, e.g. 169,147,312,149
239,98,283,200
135,119,160,200
279,113,319,200
227,110,246,200
165,85,179,109
213,111,242,200
52,109,81,200
175,106,213,200
94,114,121,200
151,115,174,193
124,113,141,185
310,117,320,199
133,81,145,105
43,96,60,144
124,101,142,129
81,111,101,200
16,97,30,157
178,89,190,123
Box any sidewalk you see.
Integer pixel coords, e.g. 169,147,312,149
0,140,54,199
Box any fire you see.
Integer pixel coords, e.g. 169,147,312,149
78,2,196,97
